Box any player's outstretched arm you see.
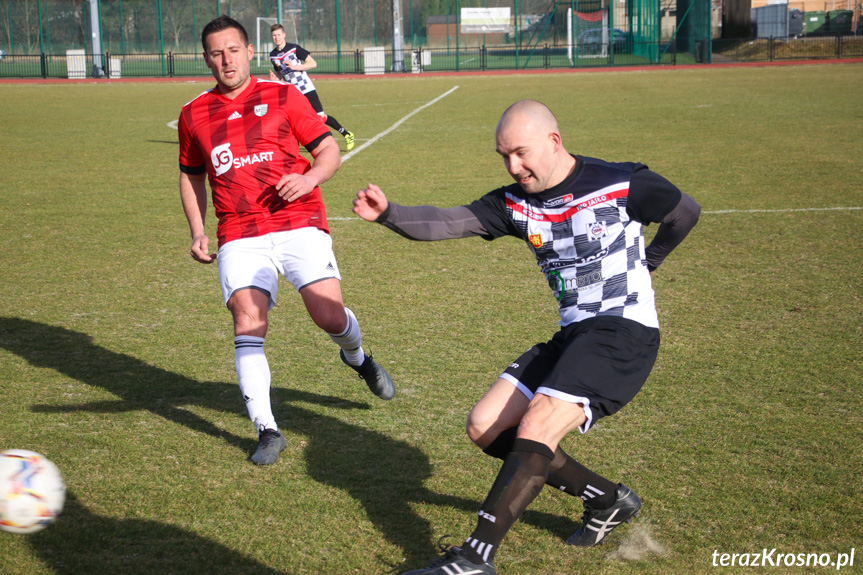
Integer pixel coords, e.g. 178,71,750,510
354,184,489,241
353,184,389,222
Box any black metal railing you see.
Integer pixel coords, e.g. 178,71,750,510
713,34,863,63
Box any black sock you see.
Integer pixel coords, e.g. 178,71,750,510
481,426,518,460
547,448,617,509
325,115,346,135
463,438,553,565
483,426,617,508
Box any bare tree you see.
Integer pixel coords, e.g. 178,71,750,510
162,0,193,49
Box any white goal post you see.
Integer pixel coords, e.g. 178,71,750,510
256,17,278,67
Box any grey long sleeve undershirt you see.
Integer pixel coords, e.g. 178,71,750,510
377,192,700,272
644,192,701,271
376,203,488,241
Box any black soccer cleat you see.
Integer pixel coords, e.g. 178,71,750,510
340,350,395,400
567,484,641,547
400,542,496,575
250,428,287,465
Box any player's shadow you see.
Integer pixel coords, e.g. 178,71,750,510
0,316,263,455
0,317,579,570
28,491,288,574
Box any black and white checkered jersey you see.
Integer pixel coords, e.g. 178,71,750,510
269,43,316,94
467,156,681,329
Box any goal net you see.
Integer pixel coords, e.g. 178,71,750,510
568,8,609,61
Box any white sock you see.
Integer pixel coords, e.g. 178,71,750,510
234,335,277,432
328,307,365,366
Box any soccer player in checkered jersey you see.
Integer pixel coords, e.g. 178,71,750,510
268,24,356,151
353,100,700,574
178,16,394,466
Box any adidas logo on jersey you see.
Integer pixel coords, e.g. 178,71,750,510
228,111,242,120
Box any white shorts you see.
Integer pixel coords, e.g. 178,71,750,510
217,228,341,310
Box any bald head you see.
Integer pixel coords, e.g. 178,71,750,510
495,100,575,194
496,99,560,139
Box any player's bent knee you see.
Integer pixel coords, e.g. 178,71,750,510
229,303,268,338
233,315,268,338
465,418,485,445
465,409,505,447
311,308,347,335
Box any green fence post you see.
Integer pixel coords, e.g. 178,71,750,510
336,0,341,73
44,0,53,56
446,0,450,54
157,0,165,76
37,0,45,56
120,0,126,54
515,0,519,68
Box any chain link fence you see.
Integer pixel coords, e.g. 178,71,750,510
1,0,856,78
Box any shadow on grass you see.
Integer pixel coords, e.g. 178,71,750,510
0,317,579,572
29,491,288,575
0,316,259,455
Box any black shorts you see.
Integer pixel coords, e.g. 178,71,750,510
304,90,325,114
501,316,660,433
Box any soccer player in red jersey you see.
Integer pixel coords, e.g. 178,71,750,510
178,16,394,466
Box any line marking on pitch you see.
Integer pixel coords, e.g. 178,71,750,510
332,206,863,222
703,206,862,215
340,85,460,163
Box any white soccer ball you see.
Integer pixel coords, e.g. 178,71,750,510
0,450,66,534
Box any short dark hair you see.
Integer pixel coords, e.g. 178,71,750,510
270,24,285,33
201,15,249,51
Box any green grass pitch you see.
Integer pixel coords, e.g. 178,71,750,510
0,63,861,574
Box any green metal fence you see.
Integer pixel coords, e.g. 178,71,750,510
2,0,610,55
2,35,860,79
2,0,857,79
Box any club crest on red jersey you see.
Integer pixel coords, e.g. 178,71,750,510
254,104,268,117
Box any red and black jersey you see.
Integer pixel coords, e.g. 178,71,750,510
178,76,332,247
